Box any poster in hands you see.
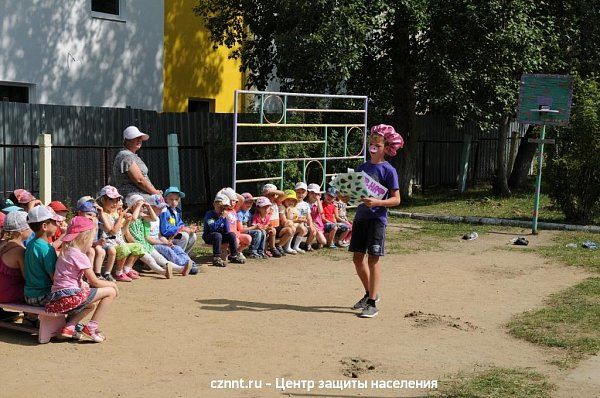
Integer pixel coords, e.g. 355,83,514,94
330,170,388,206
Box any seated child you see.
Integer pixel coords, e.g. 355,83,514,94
48,201,70,251
220,188,251,258
294,182,317,251
306,184,327,248
125,195,177,279
251,196,279,258
262,184,293,256
202,194,245,267
24,206,64,306
45,216,118,342
96,186,145,282
237,193,267,259
0,211,31,304
145,194,193,276
322,187,350,248
335,191,352,247
76,199,108,280
281,189,307,254
159,187,197,254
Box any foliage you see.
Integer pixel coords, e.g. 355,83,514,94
546,78,600,223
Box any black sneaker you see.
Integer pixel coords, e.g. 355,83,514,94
352,294,380,310
359,304,379,318
276,246,286,256
247,252,261,259
228,253,246,264
270,249,282,258
212,256,226,267
103,273,116,282
189,266,199,275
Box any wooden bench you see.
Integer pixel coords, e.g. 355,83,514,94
0,303,66,344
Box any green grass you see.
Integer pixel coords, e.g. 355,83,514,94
400,187,567,223
507,278,600,368
434,367,554,398
537,232,600,273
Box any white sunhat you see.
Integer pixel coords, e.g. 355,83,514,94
123,126,149,141
307,183,323,194
294,182,308,191
214,193,231,206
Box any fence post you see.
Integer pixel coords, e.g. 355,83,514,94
167,133,181,189
38,133,52,204
458,133,472,193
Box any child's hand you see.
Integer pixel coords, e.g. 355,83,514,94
361,197,381,208
95,203,103,213
123,213,133,222
189,225,198,233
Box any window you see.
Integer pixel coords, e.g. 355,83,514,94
188,99,214,113
91,0,119,16
0,85,29,103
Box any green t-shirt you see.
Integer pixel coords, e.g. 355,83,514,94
24,237,57,299
129,219,154,253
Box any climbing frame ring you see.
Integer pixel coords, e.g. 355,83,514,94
345,126,365,157
262,95,285,124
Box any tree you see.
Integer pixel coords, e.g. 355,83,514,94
509,0,600,189
546,78,600,223
422,0,552,196
194,0,427,199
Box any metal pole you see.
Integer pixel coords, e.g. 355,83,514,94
532,125,546,235
283,95,288,125
259,93,265,125
363,97,368,162
279,161,284,190
323,126,328,188
233,90,239,190
343,126,348,157
38,133,52,204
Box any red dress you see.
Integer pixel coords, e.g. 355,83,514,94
0,245,25,303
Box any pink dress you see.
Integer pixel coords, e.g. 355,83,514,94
0,245,25,303
309,201,325,232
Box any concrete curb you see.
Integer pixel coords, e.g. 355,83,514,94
389,211,600,233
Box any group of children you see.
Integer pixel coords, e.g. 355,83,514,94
202,183,353,267
0,185,199,342
0,122,403,338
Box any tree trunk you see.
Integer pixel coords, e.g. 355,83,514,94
508,125,536,189
388,5,418,201
493,115,511,196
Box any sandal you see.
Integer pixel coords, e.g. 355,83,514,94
82,325,106,343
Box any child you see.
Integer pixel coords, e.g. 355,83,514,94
305,184,327,248
251,197,280,257
294,182,316,251
322,187,351,247
76,199,109,280
237,193,267,259
45,216,118,342
48,200,69,251
202,194,245,267
281,189,307,254
335,192,352,246
23,206,64,306
348,124,402,318
96,186,145,282
220,188,251,258
10,189,43,212
262,184,293,256
159,187,197,254
125,195,175,279
0,211,31,304
145,194,194,276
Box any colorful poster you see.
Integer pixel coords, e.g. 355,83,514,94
330,171,388,206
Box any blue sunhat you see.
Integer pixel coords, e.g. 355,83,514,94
164,186,185,199
2,205,24,214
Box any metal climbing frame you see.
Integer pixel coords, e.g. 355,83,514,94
232,90,368,191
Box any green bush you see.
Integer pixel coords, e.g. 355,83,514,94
546,78,600,223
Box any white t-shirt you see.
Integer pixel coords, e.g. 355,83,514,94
296,201,310,218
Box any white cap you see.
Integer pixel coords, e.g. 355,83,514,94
220,187,237,201
262,183,278,194
307,183,323,194
3,211,29,232
126,194,145,208
27,206,64,224
214,193,231,206
256,196,272,207
123,126,149,141
294,182,308,191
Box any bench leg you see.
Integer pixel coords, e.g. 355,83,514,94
38,314,65,344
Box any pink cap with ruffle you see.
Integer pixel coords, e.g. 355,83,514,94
370,124,404,157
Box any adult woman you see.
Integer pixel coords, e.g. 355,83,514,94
111,126,162,202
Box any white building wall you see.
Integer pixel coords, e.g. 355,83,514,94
0,0,164,110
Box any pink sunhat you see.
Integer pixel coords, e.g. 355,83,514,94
62,216,95,242
370,124,404,157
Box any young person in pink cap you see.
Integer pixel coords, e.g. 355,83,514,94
46,216,118,342
10,189,42,212
305,184,327,249
348,124,402,318
237,193,267,259
251,196,279,257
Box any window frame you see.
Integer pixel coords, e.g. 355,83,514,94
90,0,126,23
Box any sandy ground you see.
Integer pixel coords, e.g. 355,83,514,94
0,226,597,398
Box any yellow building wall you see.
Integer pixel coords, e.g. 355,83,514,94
163,0,244,113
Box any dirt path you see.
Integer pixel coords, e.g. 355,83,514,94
0,227,594,397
